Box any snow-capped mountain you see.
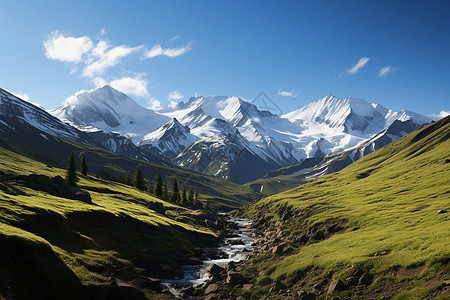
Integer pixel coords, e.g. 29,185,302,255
0,88,82,140
50,85,170,143
138,118,198,159
49,86,435,183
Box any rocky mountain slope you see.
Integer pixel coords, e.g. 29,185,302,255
50,86,435,183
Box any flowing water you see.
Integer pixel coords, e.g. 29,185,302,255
160,216,254,297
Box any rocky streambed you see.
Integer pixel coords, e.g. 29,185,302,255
159,213,254,298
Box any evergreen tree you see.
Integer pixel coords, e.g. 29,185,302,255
133,165,146,190
153,172,163,197
125,171,132,185
181,186,187,205
171,177,179,203
65,152,77,186
162,182,168,201
80,153,88,175
188,187,194,205
194,189,199,204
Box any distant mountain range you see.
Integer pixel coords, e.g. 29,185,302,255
49,85,434,183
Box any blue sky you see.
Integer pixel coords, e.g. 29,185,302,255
1,0,449,116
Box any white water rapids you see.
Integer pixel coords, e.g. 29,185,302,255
160,216,254,297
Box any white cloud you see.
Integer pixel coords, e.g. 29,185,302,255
438,111,450,118
109,76,149,97
92,77,107,88
146,97,161,109
43,30,193,100
145,42,192,58
83,41,142,77
169,100,179,108
168,90,184,101
43,30,93,63
378,66,394,77
278,89,301,97
170,35,180,42
347,57,370,74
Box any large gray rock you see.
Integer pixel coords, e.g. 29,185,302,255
205,283,219,294
327,279,345,294
226,271,247,284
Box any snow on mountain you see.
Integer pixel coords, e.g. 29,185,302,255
282,94,434,156
50,85,170,143
48,86,435,183
138,118,198,159
0,88,81,139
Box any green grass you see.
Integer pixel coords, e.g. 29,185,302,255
244,117,450,297
0,145,222,299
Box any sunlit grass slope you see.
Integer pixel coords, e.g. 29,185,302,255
0,146,216,299
245,116,450,298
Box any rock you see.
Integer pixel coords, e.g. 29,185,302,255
242,248,252,253
52,175,67,185
358,272,372,285
437,209,447,214
242,284,253,291
30,174,52,186
271,243,287,255
226,271,247,284
327,279,345,294
205,283,219,294
346,276,359,286
73,190,92,203
204,294,218,300
206,264,224,275
187,257,203,265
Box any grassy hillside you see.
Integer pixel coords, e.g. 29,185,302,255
242,116,450,299
0,145,218,299
0,131,258,211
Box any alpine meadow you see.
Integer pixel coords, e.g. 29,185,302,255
0,1,449,299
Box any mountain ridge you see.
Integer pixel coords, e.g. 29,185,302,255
49,86,435,183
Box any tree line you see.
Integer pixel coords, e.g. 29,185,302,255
66,152,207,208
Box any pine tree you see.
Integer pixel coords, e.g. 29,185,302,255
188,187,194,205
194,189,199,204
181,186,187,205
125,171,132,185
153,172,163,197
171,177,179,203
66,152,77,186
162,182,168,201
133,165,146,190
80,153,88,175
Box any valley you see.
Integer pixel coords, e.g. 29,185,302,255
0,88,448,299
